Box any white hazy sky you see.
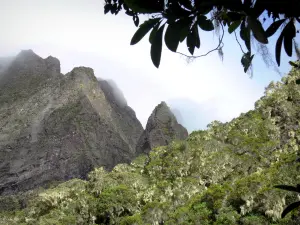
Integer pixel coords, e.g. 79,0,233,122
0,0,297,132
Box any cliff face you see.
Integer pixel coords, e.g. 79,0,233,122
0,50,144,195
136,101,188,154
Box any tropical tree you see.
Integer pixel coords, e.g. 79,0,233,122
103,0,300,74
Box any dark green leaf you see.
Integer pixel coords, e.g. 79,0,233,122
151,24,165,68
241,52,254,73
179,18,193,42
165,22,182,52
104,4,111,14
228,20,241,34
110,4,116,14
240,20,251,52
123,3,129,11
227,12,243,21
149,22,160,44
131,18,161,45
266,19,285,37
282,201,300,218
198,16,214,31
283,21,296,57
195,27,200,49
186,25,200,55
274,185,300,193
247,17,268,44
125,10,134,16
133,15,139,27
187,33,195,55
275,31,284,66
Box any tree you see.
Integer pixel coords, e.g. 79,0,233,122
103,0,300,74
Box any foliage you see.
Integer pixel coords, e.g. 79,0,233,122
103,0,300,73
274,184,300,218
1,63,300,224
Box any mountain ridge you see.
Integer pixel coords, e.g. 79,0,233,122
0,50,187,196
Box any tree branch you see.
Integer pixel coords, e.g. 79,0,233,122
234,30,246,54
176,22,225,59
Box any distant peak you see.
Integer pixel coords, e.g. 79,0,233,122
19,49,35,54
154,101,170,113
16,49,39,59
45,56,61,74
71,66,94,74
67,67,97,83
159,101,167,106
154,101,168,109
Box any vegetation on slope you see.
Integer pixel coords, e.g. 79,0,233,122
1,65,300,224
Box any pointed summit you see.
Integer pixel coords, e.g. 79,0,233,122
45,56,61,74
136,101,188,154
16,49,38,58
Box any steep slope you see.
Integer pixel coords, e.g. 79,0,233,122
136,101,188,154
1,64,300,224
98,79,143,152
0,50,143,195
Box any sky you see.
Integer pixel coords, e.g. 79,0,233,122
0,0,298,132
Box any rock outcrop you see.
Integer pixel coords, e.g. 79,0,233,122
136,101,188,154
0,50,144,195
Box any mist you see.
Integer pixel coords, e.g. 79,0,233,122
0,56,14,75
98,78,128,108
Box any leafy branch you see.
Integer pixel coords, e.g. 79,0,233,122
104,0,300,74
176,22,225,59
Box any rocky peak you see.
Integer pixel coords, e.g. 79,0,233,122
0,50,61,87
16,49,40,60
66,67,98,84
146,101,174,130
136,101,188,154
45,56,61,74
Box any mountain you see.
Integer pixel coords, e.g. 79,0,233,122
136,101,188,155
0,50,146,195
0,50,187,198
1,63,299,224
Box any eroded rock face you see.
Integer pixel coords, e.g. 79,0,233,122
98,79,143,151
136,101,188,154
0,50,143,195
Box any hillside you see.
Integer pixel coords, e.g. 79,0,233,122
0,61,300,224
